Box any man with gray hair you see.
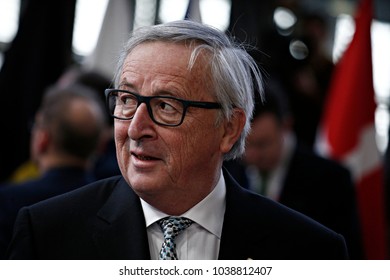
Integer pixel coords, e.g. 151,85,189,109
8,20,347,259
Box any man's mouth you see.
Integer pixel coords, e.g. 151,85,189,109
132,152,158,161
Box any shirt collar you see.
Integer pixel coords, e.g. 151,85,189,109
140,170,226,239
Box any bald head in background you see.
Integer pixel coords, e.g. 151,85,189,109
31,84,107,173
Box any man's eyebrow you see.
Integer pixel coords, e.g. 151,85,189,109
154,90,176,97
119,78,185,98
118,81,135,89
118,79,133,87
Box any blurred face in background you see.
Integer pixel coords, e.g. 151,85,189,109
244,113,285,172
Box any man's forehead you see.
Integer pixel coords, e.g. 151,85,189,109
124,41,211,78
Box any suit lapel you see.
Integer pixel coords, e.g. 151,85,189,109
93,178,151,259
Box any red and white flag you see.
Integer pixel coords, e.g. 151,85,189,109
316,0,388,259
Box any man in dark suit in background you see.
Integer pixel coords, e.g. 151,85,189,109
225,83,363,259
7,20,348,260
0,84,107,258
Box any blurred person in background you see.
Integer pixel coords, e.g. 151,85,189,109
225,81,363,259
0,84,107,258
58,67,121,179
4,68,120,184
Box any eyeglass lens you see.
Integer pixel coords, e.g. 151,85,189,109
108,91,185,125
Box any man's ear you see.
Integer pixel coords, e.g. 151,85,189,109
220,108,246,154
34,127,50,154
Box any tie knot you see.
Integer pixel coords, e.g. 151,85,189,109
158,216,193,240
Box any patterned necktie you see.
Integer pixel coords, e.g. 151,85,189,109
158,216,193,260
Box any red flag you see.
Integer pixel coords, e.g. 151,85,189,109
316,0,388,259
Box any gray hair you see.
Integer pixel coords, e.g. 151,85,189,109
114,20,263,160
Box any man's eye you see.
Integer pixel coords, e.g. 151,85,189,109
120,95,136,106
158,101,176,111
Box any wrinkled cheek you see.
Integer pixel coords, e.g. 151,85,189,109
114,124,131,173
177,137,200,175
115,142,128,175
161,136,188,184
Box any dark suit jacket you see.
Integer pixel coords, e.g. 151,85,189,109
279,146,363,259
7,170,348,259
0,167,94,259
225,145,363,259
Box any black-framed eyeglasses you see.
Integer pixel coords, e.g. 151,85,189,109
105,89,222,127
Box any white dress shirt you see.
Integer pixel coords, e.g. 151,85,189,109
140,171,226,260
247,131,296,201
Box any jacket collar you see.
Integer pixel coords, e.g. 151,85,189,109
93,177,151,259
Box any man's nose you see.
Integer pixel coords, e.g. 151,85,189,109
128,103,155,140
